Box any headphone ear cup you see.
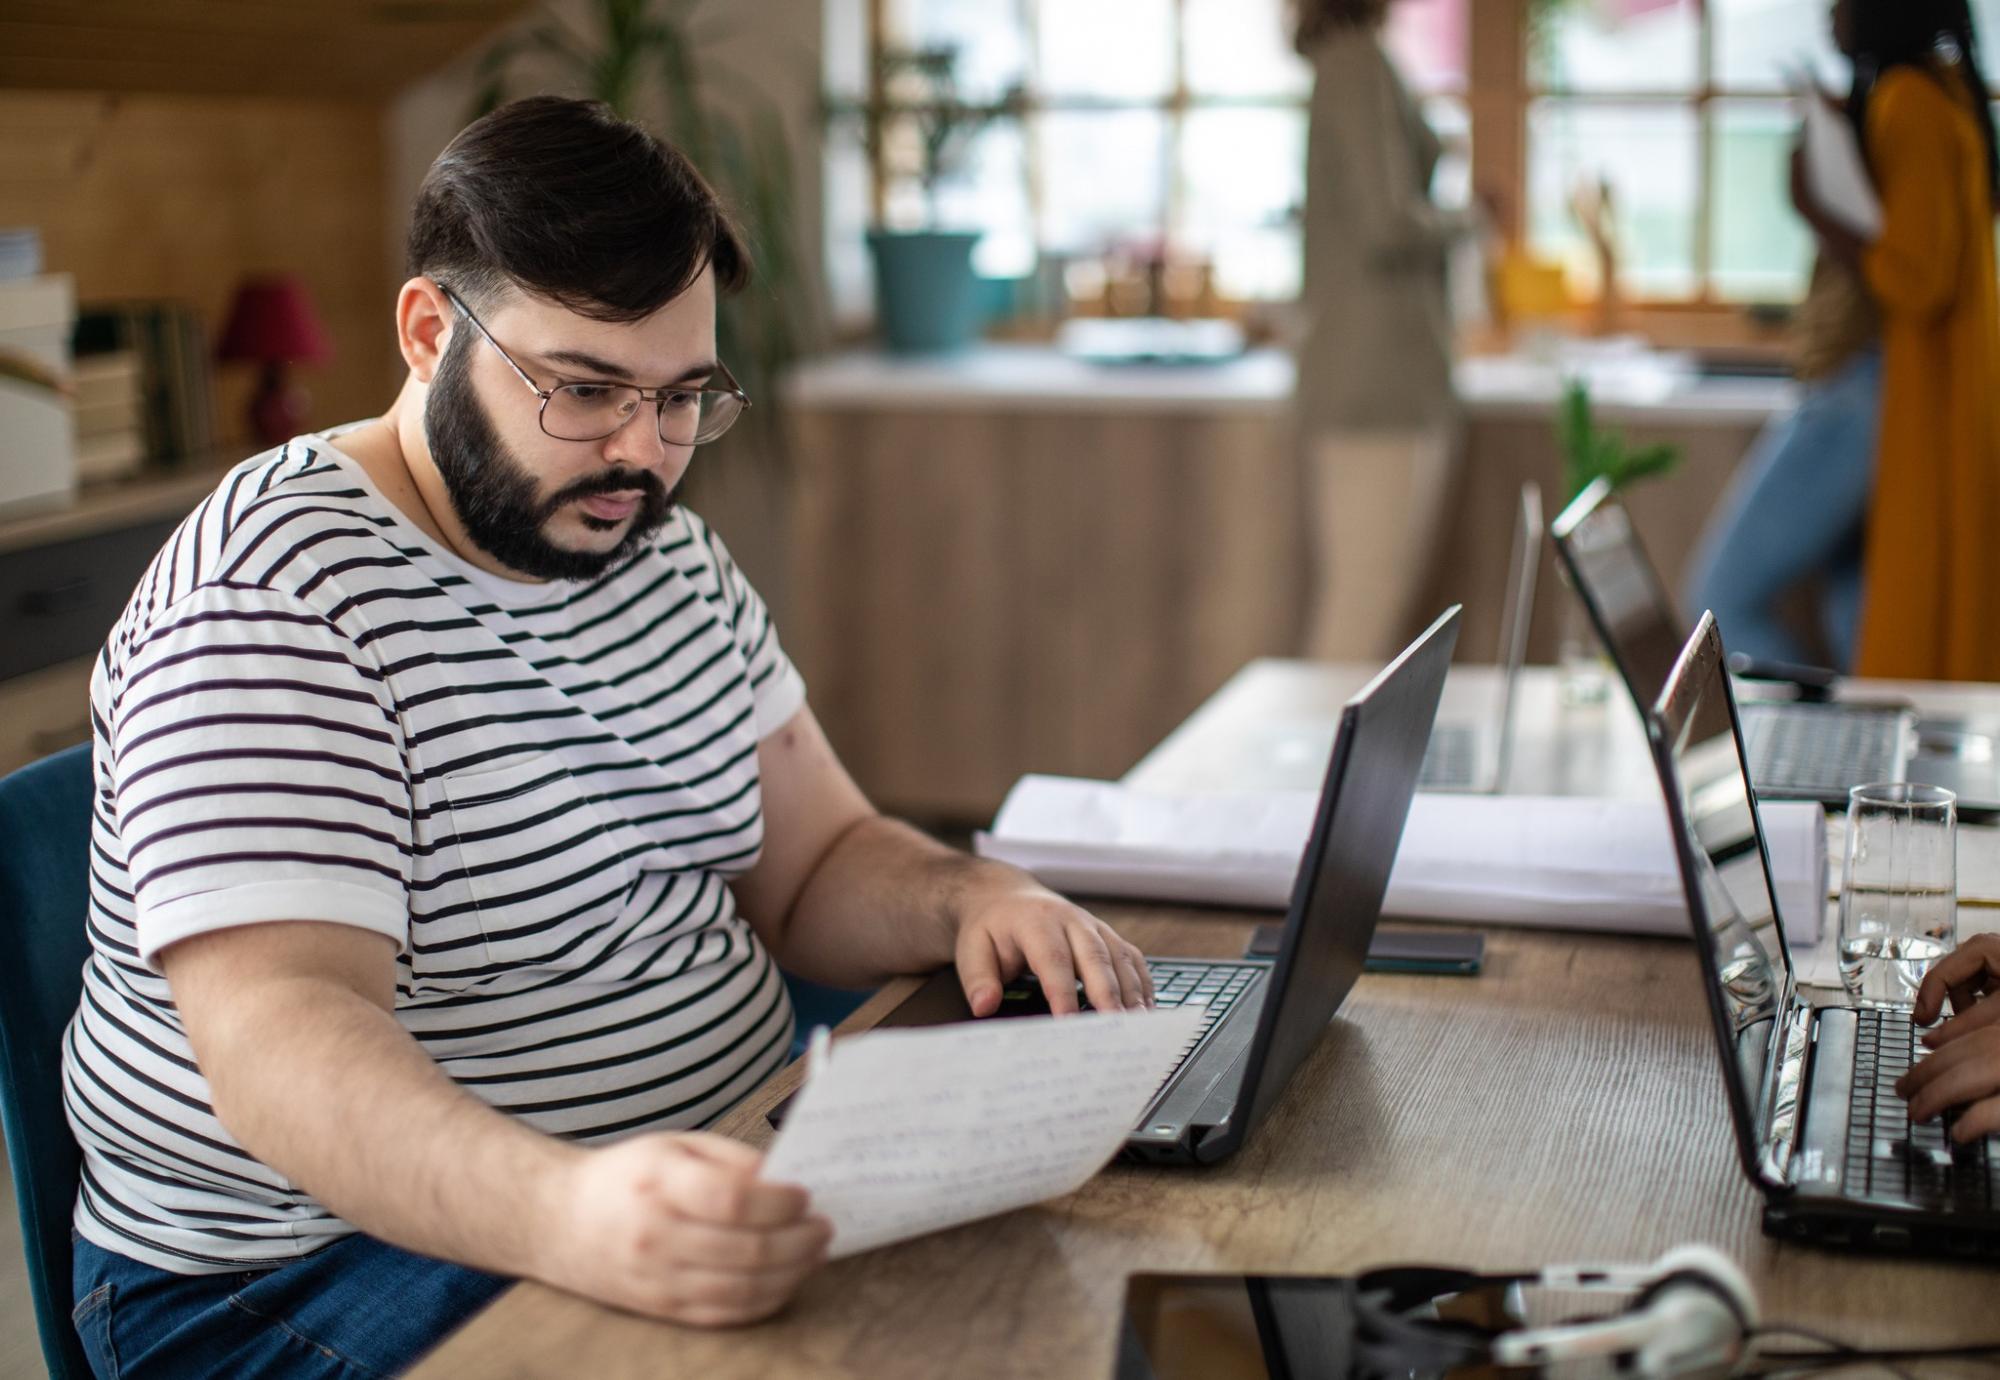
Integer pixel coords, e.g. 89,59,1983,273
1633,1245,1760,1331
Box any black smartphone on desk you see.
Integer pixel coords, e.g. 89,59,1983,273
1248,923,1483,975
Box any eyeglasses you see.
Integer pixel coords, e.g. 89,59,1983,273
437,285,750,447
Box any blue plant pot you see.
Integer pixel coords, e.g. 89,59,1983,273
867,229,983,354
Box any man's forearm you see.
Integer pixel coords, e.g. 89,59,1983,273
201,974,581,1281
765,815,1000,986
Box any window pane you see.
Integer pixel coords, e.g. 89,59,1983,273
881,0,1030,103
1036,110,1170,252
823,123,874,326
1711,0,1845,92
1183,0,1309,98
932,124,1036,278
824,0,870,100
1531,0,1699,94
1178,107,1307,299
1710,100,1814,301
1036,0,1175,100
1424,96,1472,210
1528,101,1699,297
1384,0,1470,95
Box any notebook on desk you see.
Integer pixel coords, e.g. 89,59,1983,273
1648,613,2000,1258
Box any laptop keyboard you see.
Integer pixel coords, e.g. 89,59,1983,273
1744,705,1903,797
1845,1009,1999,1210
1147,961,1260,1087
1419,725,1478,790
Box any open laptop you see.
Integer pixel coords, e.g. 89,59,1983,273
1001,607,1459,1166
1648,612,2000,1257
1419,483,1542,793
1552,476,2000,812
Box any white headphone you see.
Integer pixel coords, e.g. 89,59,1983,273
1343,1244,1759,1380
1490,1246,1759,1380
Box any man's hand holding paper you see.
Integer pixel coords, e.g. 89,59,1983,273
759,1008,1204,1260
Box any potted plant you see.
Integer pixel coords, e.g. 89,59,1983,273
1552,378,1681,701
861,45,1023,354
1556,378,1678,502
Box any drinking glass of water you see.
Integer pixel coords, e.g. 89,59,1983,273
1838,783,1957,1009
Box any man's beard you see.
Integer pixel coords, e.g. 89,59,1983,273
424,332,674,582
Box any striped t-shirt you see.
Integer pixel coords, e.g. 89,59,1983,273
62,432,803,1273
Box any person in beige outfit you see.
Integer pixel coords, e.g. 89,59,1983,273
1294,0,1468,659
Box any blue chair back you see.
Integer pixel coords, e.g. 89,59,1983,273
0,743,96,1380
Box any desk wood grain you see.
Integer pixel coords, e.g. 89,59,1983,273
409,909,1999,1380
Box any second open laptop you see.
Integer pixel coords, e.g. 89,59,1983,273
1648,612,2000,1257
1418,482,1542,794
1551,476,2000,812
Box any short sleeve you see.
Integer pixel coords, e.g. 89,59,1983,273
690,519,807,739
107,584,414,970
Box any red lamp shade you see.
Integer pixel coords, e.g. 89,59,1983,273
216,275,332,366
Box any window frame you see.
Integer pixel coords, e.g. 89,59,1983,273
841,0,1989,318
838,0,1471,304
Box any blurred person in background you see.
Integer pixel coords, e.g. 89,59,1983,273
1793,0,2000,680
1684,0,1881,672
1292,0,1469,661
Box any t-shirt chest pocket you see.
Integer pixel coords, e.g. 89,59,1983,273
418,754,635,978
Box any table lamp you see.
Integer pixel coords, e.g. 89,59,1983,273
217,274,331,448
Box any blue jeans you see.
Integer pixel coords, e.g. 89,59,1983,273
1682,349,1881,671
72,1231,509,1379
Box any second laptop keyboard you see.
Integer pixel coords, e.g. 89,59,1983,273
1743,704,1905,798
1846,1008,1999,1210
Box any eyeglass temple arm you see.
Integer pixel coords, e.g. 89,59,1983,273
438,285,546,399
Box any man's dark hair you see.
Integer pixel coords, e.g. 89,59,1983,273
408,95,750,321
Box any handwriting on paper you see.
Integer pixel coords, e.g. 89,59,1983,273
760,1007,1206,1258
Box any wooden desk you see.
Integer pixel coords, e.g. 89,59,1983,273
413,912,1998,1379
413,658,2000,1378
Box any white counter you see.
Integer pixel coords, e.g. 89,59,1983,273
781,342,1797,427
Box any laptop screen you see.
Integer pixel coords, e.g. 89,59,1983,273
1647,613,1794,1180
1551,478,1687,712
1238,607,1459,1143
1492,483,1543,787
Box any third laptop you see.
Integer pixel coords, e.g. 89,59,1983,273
1648,611,2000,1257
1552,476,2000,812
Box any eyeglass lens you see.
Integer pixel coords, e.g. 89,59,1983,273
542,383,744,445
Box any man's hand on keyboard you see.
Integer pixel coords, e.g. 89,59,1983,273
951,866,1156,1018
1898,934,2000,1141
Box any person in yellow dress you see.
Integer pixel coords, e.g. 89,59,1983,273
1795,0,2000,681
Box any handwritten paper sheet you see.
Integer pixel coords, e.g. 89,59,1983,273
760,1007,1204,1259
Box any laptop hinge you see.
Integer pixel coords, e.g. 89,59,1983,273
1757,999,1815,1189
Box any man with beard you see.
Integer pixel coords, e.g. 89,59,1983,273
60,96,1155,1379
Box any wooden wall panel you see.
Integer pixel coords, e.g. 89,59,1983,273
0,91,399,453
785,405,1304,823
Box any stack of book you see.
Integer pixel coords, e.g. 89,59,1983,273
71,351,146,483
73,302,216,467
